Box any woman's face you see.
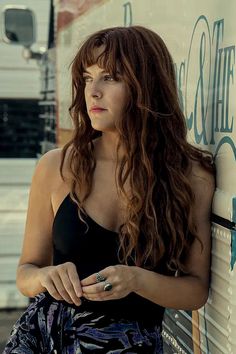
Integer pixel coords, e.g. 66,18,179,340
83,57,128,133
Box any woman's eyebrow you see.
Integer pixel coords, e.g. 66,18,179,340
82,69,121,74
83,69,107,74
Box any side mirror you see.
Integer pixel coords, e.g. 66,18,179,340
2,6,36,48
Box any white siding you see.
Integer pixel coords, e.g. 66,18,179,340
0,159,36,308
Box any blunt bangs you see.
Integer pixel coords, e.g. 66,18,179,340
76,30,125,79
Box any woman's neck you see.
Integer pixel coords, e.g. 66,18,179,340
93,133,125,162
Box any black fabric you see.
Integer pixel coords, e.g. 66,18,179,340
52,194,165,327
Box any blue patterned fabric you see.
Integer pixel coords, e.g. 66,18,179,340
3,293,163,353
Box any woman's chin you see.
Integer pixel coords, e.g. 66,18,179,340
91,123,116,133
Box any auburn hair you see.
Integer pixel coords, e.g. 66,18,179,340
60,25,215,273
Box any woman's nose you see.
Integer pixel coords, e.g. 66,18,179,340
90,82,102,98
91,90,102,98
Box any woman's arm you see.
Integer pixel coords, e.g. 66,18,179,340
16,149,82,305
132,162,215,310
16,150,55,296
81,162,215,310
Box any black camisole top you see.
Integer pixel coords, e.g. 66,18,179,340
52,194,166,327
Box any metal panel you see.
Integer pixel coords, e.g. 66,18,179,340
162,221,234,354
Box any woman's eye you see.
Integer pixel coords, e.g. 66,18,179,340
104,75,114,81
83,76,92,82
82,74,117,82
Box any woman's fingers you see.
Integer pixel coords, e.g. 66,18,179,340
84,291,114,301
66,263,82,297
60,270,81,306
82,281,110,294
50,272,74,304
80,271,106,287
40,263,136,303
83,265,138,301
80,274,95,286
43,280,64,301
82,265,135,301
38,262,82,305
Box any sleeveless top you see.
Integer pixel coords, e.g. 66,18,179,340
52,194,166,327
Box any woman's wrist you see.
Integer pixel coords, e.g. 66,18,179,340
130,266,143,293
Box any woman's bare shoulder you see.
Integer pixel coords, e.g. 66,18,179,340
33,147,71,189
38,147,63,163
189,159,215,185
189,159,215,211
35,148,62,173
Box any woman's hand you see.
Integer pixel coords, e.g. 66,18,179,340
81,265,138,301
38,262,82,306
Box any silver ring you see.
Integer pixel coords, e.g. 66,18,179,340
95,272,106,283
103,281,113,291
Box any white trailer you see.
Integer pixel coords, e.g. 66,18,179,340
0,0,50,310
0,0,50,157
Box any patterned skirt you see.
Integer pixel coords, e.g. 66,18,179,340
3,293,163,354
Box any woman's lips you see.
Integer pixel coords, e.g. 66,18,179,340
90,108,107,113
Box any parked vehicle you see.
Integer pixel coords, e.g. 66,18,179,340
2,1,236,353
0,0,50,157
0,0,50,313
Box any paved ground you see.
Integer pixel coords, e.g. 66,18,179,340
0,309,24,352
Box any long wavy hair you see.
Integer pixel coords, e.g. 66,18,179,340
60,25,215,273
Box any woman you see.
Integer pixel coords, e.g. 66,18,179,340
4,25,215,353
